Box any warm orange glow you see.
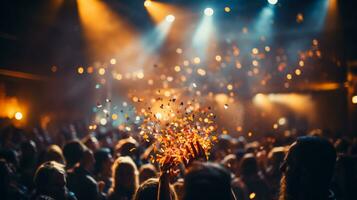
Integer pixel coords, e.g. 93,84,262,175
77,0,138,60
0,92,27,123
144,1,187,24
325,0,338,30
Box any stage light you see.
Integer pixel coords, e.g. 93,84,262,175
192,8,215,58
144,0,152,7
267,0,278,5
352,95,357,104
254,6,274,39
204,8,214,16
141,16,174,53
14,111,23,120
165,14,175,22
224,7,231,13
77,0,138,60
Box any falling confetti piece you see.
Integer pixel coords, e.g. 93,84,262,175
139,98,218,166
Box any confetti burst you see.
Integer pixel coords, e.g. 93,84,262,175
139,98,218,166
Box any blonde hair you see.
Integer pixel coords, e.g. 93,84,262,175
110,156,139,194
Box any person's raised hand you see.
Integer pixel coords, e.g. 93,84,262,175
183,141,207,167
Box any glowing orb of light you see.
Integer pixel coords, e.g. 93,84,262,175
352,95,357,104
77,67,84,74
144,0,152,7
268,0,278,5
14,112,23,120
204,8,214,16
165,14,175,22
100,118,107,125
278,117,287,125
98,68,106,75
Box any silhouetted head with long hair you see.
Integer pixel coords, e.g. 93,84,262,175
33,161,68,200
183,162,236,200
109,156,139,199
133,178,177,200
279,136,336,200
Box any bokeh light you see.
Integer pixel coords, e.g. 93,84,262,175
165,14,175,22
14,111,23,120
352,95,357,104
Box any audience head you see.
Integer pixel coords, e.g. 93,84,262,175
83,134,100,152
133,178,177,200
334,138,350,155
221,154,239,174
183,161,234,200
279,136,336,200
63,140,85,169
33,161,67,199
239,153,259,178
266,146,286,175
94,148,113,177
111,156,139,194
42,145,66,165
20,140,37,161
139,163,157,183
115,137,139,158
80,148,95,172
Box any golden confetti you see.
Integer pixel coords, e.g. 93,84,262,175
140,98,218,166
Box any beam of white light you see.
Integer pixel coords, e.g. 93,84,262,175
191,14,214,58
254,6,274,39
141,19,174,54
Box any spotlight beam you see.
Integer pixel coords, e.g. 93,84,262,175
191,8,215,58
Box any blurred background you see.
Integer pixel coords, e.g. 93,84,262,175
0,0,357,137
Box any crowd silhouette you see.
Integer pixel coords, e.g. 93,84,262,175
0,124,356,200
